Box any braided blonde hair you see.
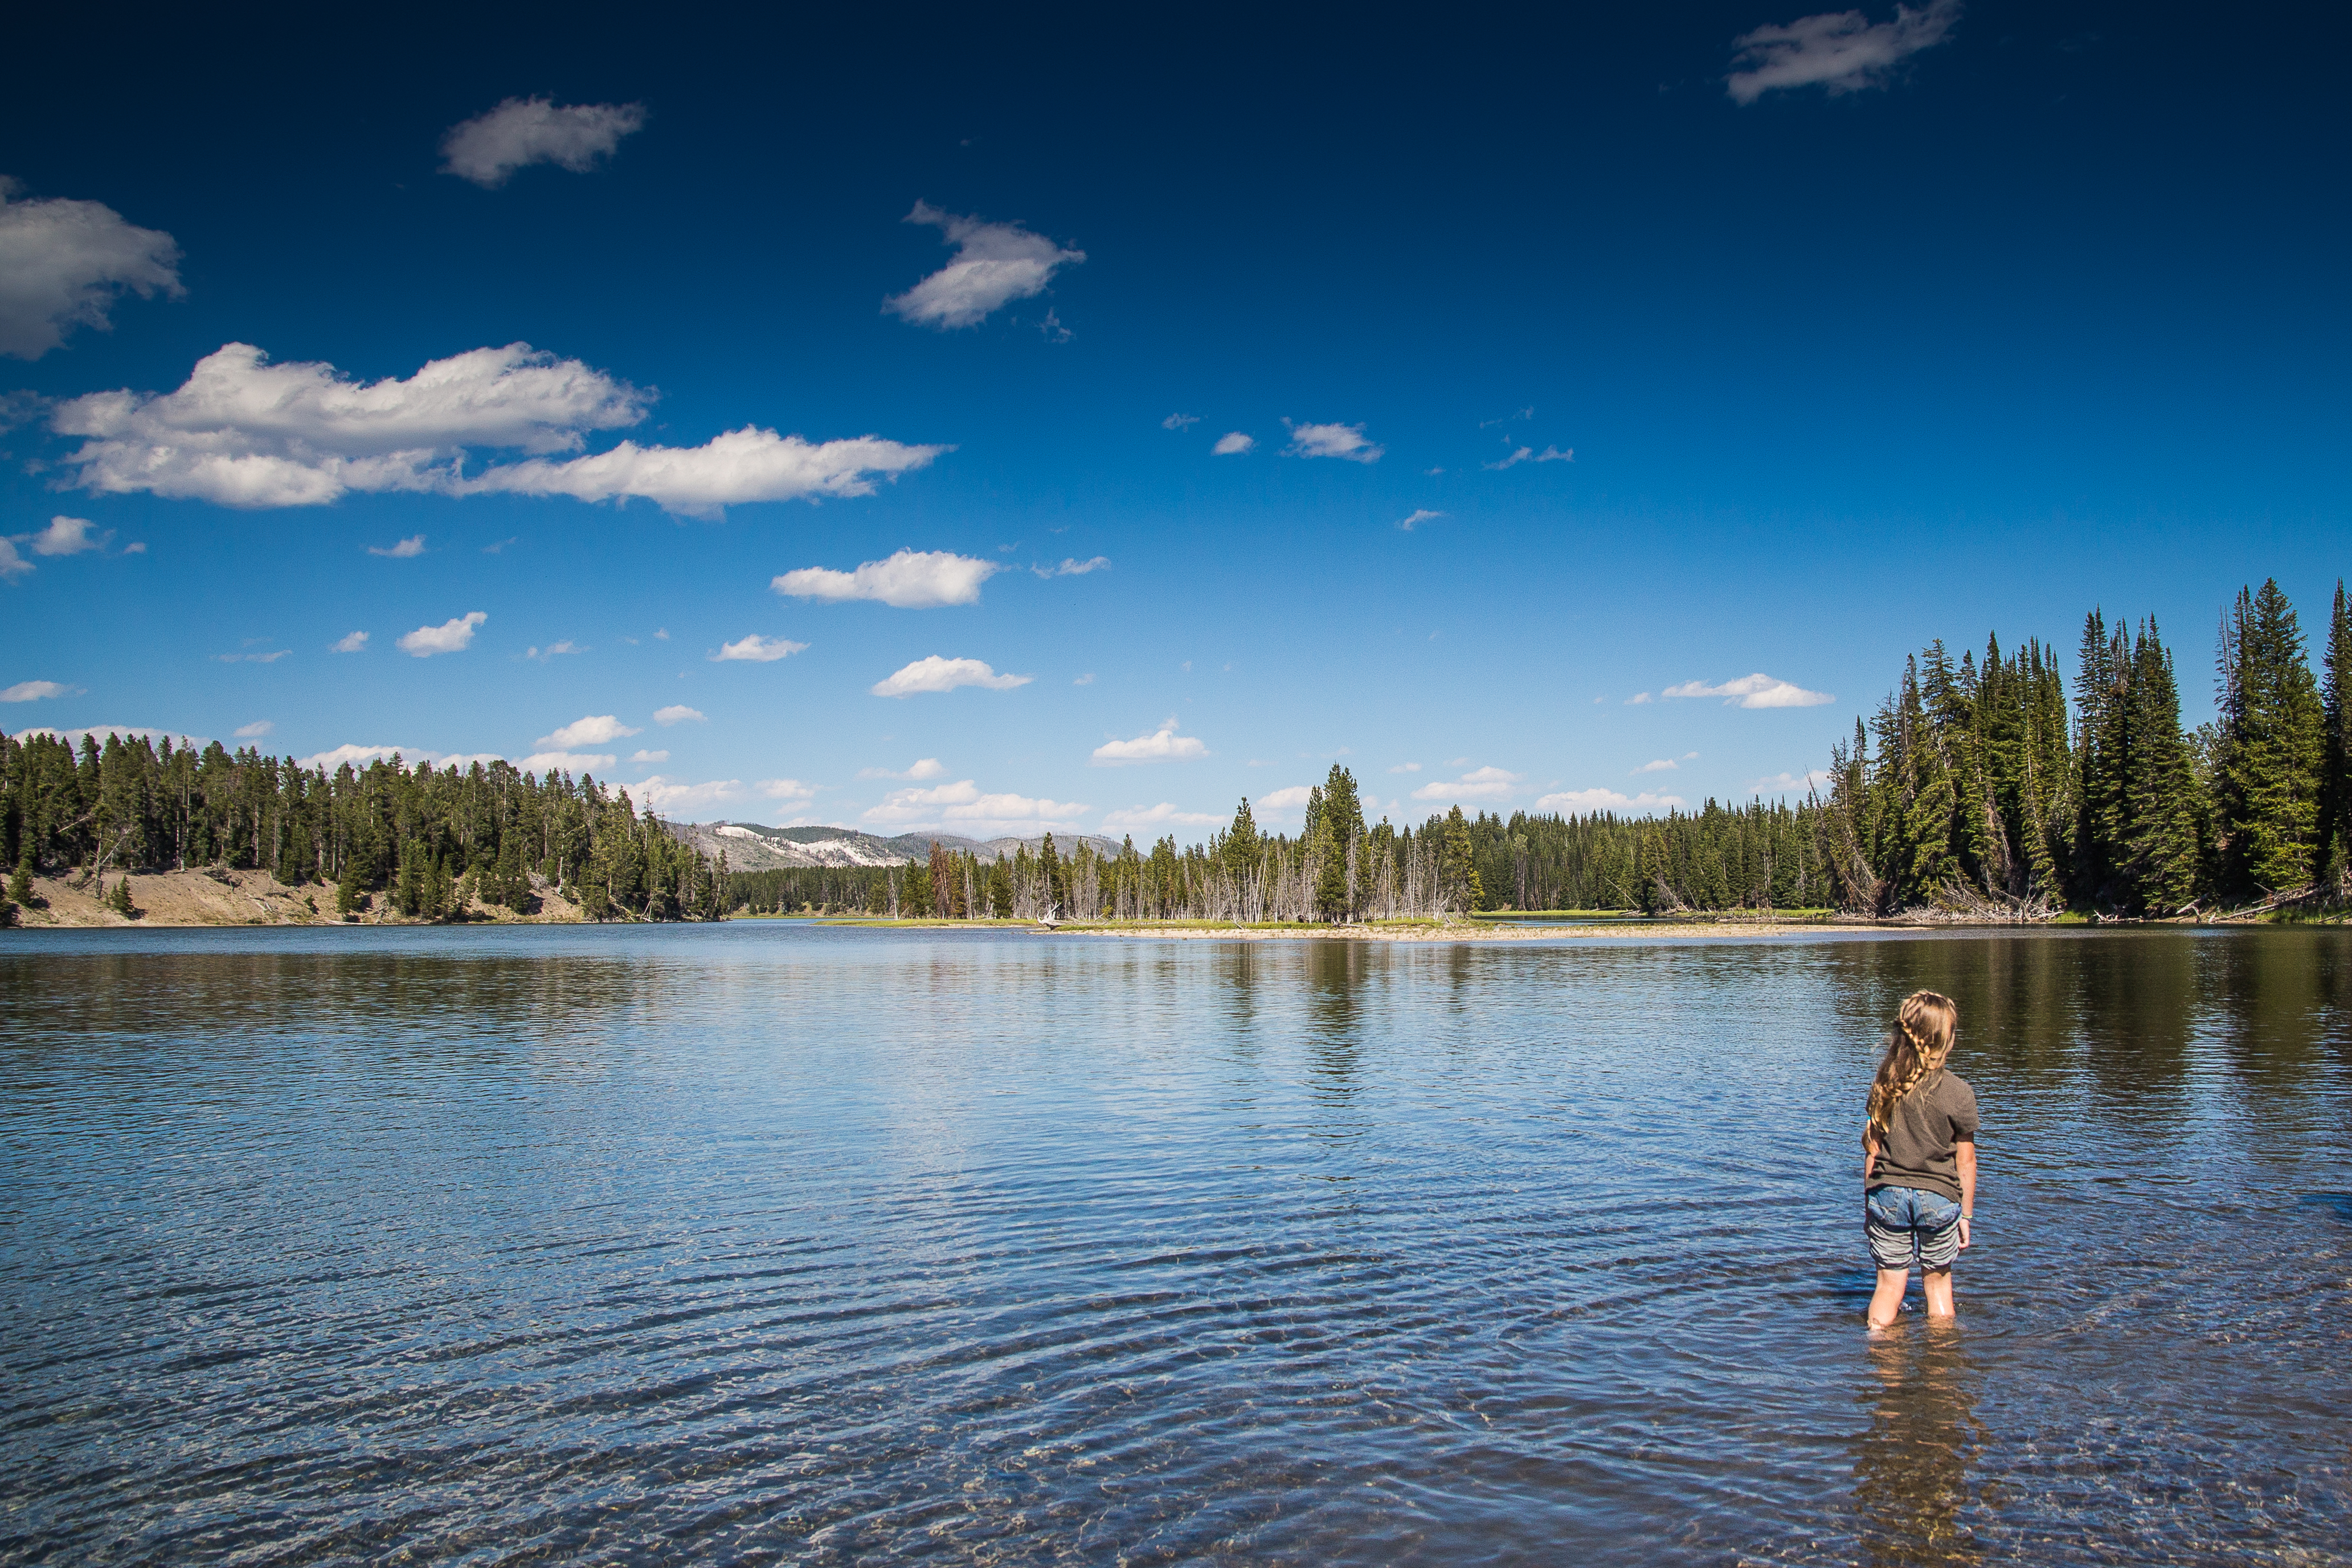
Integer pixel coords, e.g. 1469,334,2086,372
1863,990,1958,1151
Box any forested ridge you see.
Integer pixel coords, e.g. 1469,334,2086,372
6,578,2347,924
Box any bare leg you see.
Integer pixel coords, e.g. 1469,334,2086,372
1868,1267,1910,1328
1921,1267,1956,1318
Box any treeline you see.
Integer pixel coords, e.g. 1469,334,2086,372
7,578,2344,926
0,736,727,922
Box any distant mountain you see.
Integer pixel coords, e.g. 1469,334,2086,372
665,821,1123,870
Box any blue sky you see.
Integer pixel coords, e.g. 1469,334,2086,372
3,2,2345,840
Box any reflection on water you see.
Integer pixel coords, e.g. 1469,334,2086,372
1,923,2348,1566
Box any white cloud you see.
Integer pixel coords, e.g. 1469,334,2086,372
858,758,947,780
52,342,947,517
1254,785,1315,816
1091,717,1208,765
1212,431,1255,456
0,540,30,579
332,631,369,653
1397,509,1444,531
515,750,617,773
524,640,583,662
439,96,648,187
1073,672,1095,685
870,655,1032,698
772,547,1001,608
2,679,70,702
1536,787,1688,817
1633,758,1680,774
0,178,183,360
1283,419,1383,463
1162,413,1200,430
711,633,807,663
1747,769,1835,795
1101,802,1226,830
631,775,820,817
1663,672,1835,709
885,202,1085,329
1410,764,1523,802
629,748,669,764
1388,762,1421,773
398,611,486,657
1626,691,1654,705
861,777,1090,837
653,704,706,726
233,720,274,738
1725,0,1963,105
17,724,204,750
25,515,109,555
1485,444,1572,470
368,534,425,558
536,714,641,749
215,649,290,664
1044,555,1111,580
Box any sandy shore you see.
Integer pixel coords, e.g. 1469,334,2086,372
1073,920,1852,942
6,869,586,928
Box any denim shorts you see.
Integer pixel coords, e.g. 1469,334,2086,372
1866,1184,1963,1271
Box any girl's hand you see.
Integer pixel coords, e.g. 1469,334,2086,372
1957,1214,1971,1250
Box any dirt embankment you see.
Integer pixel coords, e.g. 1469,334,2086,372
9,869,587,928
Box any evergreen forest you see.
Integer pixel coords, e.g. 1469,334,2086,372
5,578,2347,924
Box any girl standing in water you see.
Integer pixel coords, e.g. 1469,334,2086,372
1862,990,1978,1328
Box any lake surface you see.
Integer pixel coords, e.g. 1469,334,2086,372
4,923,2349,1566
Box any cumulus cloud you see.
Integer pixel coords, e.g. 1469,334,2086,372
332,631,369,653
51,342,948,517
1536,787,1688,816
233,720,274,738
1663,672,1834,709
1253,785,1316,816
2,679,70,702
1101,802,1226,830
1283,419,1383,463
1162,413,1200,430
1091,717,1208,766
885,202,1085,330
398,611,486,657
870,656,1032,698
439,97,648,187
1410,764,1523,802
861,777,1089,837
772,547,1000,608
1212,431,1255,456
1033,555,1109,579
629,749,668,764
368,534,425,558
0,541,29,580
858,758,948,781
26,515,110,555
296,744,502,773
1073,673,1095,685
523,640,582,662
1748,768,1835,795
0,179,183,360
1725,0,1963,105
1485,444,1572,470
515,749,617,773
1388,762,1421,773
653,704,705,726
711,633,807,663
630,775,818,817
1625,691,1654,705
536,714,641,749
1397,509,1444,531
1633,752,1699,774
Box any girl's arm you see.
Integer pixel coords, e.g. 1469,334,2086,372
1956,1138,1976,1249
1863,1135,1879,1184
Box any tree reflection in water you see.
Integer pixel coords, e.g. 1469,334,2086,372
1851,1325,1986,1568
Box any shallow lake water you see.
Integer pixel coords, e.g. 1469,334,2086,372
3,923,2349,1565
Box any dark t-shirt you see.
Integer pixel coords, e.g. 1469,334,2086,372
1867,1069,1979,1205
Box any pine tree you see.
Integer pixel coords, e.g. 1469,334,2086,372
1222,798,1261,883
2216,579,2326,896
1440,805,1484,912
7,852,35,910
2117,619,2202,914
903,855,933,918
2321,580,2351,892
